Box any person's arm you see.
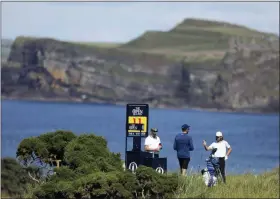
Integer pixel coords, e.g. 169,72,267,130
144,138,150,151
203,140,213,151
173,137,177,151
158,137,162,150
225,141,232,156
144,145,149,151
189,137,194,151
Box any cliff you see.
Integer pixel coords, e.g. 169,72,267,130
1,18,279,113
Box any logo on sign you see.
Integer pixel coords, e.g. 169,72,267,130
156,167,164,174
129,124,138,130
128,162,138,173
132,107,143,116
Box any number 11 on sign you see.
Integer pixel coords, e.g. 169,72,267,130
128,116,147,133
133,118,142,124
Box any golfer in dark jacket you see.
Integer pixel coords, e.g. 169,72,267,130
173,124,194,176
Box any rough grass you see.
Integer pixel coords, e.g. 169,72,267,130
174,167,279,198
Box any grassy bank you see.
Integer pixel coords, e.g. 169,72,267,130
175,168,279,198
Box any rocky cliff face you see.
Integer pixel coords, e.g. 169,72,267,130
218,38,279,112
2,37,279,113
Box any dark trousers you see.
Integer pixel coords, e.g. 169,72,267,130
218,157,226,183
178,157,190,170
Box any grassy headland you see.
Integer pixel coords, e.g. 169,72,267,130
67,18,278,63
4,18,278,64
118,18,278,62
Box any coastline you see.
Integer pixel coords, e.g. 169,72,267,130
1,95,278,115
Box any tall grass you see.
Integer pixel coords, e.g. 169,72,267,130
174,167,279,198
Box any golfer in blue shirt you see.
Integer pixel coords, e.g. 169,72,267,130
173,124,194,176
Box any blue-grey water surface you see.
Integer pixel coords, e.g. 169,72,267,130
1,99,279,174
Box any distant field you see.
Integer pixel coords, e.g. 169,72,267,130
3,18,279,64
71,41,122,48
9,36,122,49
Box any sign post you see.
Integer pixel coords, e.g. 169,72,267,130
125,104,149,171
125,104,167,174
126,104,149,137
126,104,149,152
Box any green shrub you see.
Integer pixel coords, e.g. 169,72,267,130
16,130,76,167
64,134,123,172
135,166,178,198
1,157,32,197
15,131,179,199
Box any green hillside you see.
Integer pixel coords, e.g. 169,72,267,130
71,41,121,48
2,18,278,64
118,18,278,61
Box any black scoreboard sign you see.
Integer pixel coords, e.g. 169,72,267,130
126,104,149,137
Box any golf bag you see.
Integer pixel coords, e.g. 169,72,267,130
201,148,222,187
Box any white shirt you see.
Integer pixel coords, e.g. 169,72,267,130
144,135,161,153
209,140,231,158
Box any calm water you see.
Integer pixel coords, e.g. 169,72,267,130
1,99,279,174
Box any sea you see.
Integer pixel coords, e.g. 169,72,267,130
1,99,279,174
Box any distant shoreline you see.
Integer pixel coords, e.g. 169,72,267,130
2,95,278,116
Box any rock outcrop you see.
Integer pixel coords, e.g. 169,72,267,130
2,36,279,113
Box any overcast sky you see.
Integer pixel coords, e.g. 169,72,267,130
2,1,279,42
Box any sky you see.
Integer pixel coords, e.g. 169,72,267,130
1,1,279,43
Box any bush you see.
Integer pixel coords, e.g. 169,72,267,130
34,166,178,199
1,157,32,197
17,130,76,167
135,166,178,198
15,131,179,199
63,134,123,172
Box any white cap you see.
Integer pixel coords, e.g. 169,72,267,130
216,131,223,136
